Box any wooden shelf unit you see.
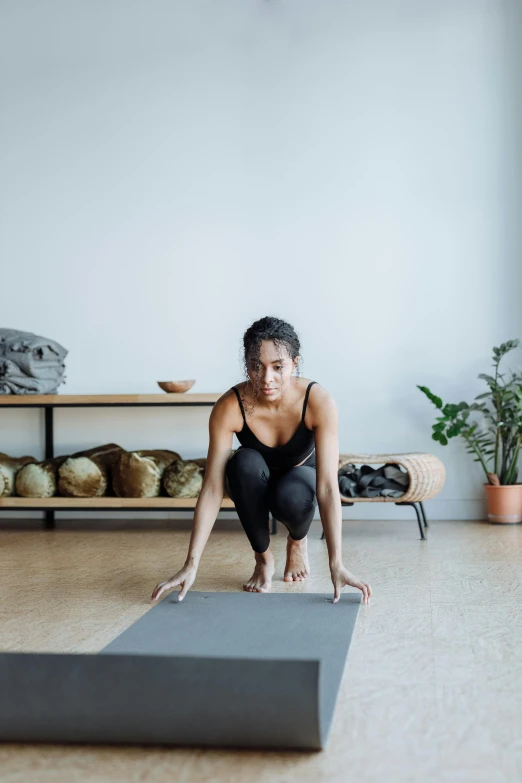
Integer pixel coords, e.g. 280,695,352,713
0,497,236,509
0,393,221,407
0,392,244,529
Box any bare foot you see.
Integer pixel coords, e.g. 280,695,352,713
243,549,274,593
284,534,310,581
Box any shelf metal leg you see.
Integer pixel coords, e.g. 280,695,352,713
44,407,55,530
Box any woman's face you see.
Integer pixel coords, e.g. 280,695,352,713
247,340,299,398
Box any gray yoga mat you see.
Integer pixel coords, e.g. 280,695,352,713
0,591,360,750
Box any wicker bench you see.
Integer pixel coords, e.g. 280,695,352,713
321,451,446,541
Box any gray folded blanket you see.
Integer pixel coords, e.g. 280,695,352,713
338,463,409,499
0,328,67,395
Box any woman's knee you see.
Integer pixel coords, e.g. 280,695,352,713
273,493,317,524
225,449,269,499
270,471,317,523
226,448,268,478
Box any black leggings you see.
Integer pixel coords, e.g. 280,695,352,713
224,447,318,553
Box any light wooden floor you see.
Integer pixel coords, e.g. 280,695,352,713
0,516,521,783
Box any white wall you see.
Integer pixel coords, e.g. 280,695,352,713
1,0,521,521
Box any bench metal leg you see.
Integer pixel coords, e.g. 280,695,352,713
419,501,429,528
395,501,426,540
271,515,277,534
320,501,427,540
320,502,354,539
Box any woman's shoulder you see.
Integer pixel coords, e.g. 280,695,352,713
209,387,244,434
306,381,337,425
214,385,242,412
306,379,331,399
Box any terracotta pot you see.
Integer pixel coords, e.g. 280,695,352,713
484,483,522,524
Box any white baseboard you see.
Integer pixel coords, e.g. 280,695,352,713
337,498,487,521
0,499,487,523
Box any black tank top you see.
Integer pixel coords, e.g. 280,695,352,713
232,381,317,470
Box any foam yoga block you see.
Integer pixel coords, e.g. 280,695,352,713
0,591,360,750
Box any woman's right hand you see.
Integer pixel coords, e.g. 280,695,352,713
151,565,198,603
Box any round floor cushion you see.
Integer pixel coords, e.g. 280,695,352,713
0,453,38,497
58,443,125,498
163,458,206,498
113,450,181,498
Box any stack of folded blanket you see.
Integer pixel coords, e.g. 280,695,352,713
0,328,67,394
338,463,410,498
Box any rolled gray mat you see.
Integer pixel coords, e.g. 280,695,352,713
0,591,361,750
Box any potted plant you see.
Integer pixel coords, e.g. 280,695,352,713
418,339,522,523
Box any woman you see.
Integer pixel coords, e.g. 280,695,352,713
152,316,371,605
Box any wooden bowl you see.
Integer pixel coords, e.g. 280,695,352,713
157,380,196,393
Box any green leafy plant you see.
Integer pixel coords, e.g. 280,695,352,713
418,340,522,486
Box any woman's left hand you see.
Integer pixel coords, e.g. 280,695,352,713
330,563,372,604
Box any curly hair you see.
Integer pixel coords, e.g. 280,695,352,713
238,316,303,417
